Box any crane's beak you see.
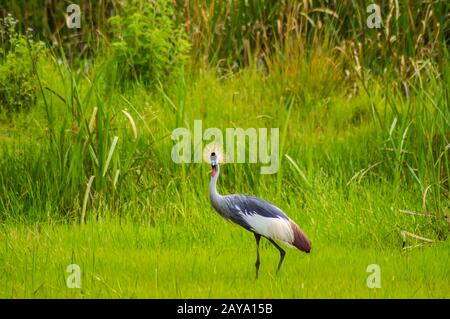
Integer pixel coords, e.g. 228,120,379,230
210,152,218,177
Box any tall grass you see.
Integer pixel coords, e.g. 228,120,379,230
0,0,118,60
0,0,448,246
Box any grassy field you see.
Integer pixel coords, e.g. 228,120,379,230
1,219,449,298
0,1,449,298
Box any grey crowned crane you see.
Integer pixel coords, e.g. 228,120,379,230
209,152,311,278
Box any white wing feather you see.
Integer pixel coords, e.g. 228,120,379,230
242,213,294,245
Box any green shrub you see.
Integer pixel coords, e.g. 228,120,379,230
108,0,190,88
0,14,44,113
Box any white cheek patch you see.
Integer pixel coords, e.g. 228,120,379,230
242,213,294,245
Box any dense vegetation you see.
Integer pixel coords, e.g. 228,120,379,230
0,0,448,298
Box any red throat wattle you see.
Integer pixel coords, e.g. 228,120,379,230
211,166,217,177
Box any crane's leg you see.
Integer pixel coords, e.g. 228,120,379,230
254,233,261,279
268,238,286,273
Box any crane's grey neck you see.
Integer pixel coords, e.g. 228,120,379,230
209,164,224,213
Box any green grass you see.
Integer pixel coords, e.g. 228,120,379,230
1,217,449,298
1,59,449,298
0,1,449,299
0,60,448,297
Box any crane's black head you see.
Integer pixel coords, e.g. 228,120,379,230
210,152,218,177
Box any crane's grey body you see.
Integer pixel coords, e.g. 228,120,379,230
211,193,289,232
208,153,311,278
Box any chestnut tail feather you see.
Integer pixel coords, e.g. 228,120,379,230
290,220,311,253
